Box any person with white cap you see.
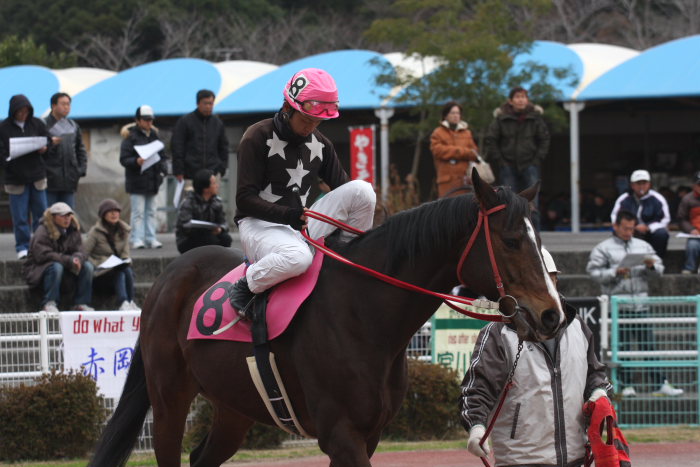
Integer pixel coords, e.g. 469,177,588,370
459,247,610,466
22,202,95,312
227,68,376,317
610,169,670,258
119,105,168,249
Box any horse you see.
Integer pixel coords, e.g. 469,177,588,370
89,172,564,467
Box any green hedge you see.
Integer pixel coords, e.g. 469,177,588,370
0,371,106,461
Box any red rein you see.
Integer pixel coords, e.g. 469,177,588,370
301,206,508,323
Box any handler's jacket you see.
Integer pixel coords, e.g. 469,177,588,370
610,189,670,233
459,303,609,467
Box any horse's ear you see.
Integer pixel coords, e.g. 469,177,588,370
518,181,541,202
471,168,498,208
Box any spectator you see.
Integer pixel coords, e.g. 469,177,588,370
84,199,139,311
543,192,570,231
485,86,549,229
677,172,700,274
23,202,94,312
119,105,167,249
429,101,478,197
586,210,682,397
171,89,229,188
610,169,670,258
175,168,232,254
459,247,610,466
43,92,88,208
0,94,50,259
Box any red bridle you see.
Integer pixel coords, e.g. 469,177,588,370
300,202,516,323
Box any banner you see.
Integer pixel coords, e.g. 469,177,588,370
349,126,375,185
59,311,141,399
431,303,489,377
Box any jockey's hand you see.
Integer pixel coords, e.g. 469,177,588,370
285,207,306,231
467,425,490,458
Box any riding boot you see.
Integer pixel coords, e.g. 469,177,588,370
227,276,256,319
250,291,270,345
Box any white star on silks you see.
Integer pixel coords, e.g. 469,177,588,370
305,134,325,162
286,159,310,189
299,186,310,206
259,184,282,203
266,132,287,160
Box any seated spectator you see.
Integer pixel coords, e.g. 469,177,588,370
582,191,612,227
610,169,670,258
543,192,570,231
84,199,139,310
677,172,700,274
23,202,94,312
175,168,232,254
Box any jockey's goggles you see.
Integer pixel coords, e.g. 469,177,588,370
294,99,340,117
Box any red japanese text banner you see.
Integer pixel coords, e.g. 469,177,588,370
349,126,375,186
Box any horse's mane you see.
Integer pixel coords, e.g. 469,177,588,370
341,187,531,272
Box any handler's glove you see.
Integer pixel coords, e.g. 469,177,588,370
588,388,608,403
467,424,490,458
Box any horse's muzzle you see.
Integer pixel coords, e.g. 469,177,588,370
501,298,561,342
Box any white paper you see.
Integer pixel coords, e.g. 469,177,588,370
173,179,185,207
184,219,221,229
618,253,651,268
677,233,700,239
140,153,161,173
97,255,131,269
7,136,47,161
134,139,164,160
48,119,74,137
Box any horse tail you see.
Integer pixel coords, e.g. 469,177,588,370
88,340,150,467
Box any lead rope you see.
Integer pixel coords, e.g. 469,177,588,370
479,339,523,467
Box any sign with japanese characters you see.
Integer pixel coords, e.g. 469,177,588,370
431,303,489,377
59,311,141,399
349,126,375,185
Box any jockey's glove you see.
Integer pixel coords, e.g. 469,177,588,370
284,207,306,231
467,424,490,458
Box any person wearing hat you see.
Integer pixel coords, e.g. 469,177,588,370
610,169,670,258
119,105,168,249
227,68,376,317
677,171,700,274
23,202,94,312
84,199,139,310
460,247,610,466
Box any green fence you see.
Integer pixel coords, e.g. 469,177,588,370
610,295,700,427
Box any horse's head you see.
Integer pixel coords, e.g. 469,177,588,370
459,170,565,342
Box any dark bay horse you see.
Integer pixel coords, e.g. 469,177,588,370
89,173,563,467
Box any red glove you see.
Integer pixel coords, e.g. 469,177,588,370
583,397,631,467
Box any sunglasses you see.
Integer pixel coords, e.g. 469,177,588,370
294,99,339,117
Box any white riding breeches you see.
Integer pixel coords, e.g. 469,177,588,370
238,180,376,293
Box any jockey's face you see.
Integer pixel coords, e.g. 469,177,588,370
289,111,323,138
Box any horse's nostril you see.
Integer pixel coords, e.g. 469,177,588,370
541,309,560,334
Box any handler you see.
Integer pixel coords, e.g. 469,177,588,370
228,68,376,313
458,248,611,467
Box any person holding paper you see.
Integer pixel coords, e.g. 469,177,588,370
0,94,50,259
175,168,232,254
119,105,167,249
43,93,88,208
587,210,683,397
678,171,700,274
84,199,139,311
23,202,94,312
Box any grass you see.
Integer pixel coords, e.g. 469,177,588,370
3,427,699,466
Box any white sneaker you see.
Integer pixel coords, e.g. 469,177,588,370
42,300,59,312
128,301,141,311
17,250,28,260
621,386,637,397
132,241,146,249
119,300,132,311
652,380,683,397
73,304,95,311
148,239,163,249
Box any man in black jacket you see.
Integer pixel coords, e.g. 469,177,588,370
43,92,88,208
171,89,229,187
0,94,50,259
175,168,232,254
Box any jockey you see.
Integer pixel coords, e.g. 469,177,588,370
228,68,376,314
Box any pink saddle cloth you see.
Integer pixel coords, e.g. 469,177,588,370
187,242,325,342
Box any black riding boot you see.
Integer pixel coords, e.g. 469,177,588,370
227,276,256,319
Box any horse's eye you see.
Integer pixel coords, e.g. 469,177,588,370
503,238,519,249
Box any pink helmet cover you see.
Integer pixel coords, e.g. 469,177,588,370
284,68,340,119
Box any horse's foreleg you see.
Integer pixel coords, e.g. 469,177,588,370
319,419,373,467
190,405,254,467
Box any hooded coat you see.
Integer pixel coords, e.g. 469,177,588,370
119,123,168,195
0,94,50,186
485,103,549,172
429,120,479,197
23,209,86,287
43,112,88,192
84,218,132,278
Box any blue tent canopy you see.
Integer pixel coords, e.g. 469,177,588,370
0,65,59,117
510,41,584,100
71,58,222,119
216,50,393,114
577,35,700,101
